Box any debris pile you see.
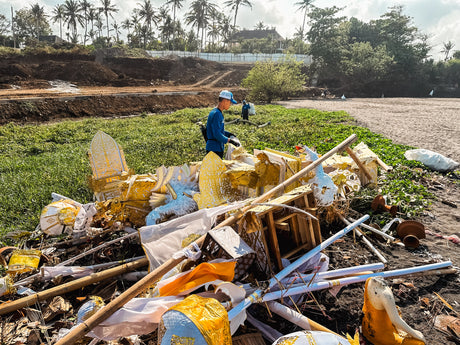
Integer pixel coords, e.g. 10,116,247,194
0,132,458,345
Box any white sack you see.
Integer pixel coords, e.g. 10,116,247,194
404,149,459,172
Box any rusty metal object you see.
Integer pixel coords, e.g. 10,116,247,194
371,195,398,217
396,220,426,249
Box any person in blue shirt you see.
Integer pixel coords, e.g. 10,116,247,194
206,90,240,158
241,100,250,121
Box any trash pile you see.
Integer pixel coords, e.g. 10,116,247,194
0,132,458,345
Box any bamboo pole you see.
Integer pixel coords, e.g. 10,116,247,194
0,257,148,316
345,147,372,182
55,134,357,345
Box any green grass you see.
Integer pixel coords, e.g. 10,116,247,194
0,105,433,239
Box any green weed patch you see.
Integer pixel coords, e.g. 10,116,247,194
0,105,433,239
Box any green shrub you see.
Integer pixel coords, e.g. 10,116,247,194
241,56,307,103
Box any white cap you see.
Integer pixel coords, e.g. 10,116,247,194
219,90,237,104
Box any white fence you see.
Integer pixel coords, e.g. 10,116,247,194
146,50,312,64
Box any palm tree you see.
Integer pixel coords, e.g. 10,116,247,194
121,18,132,44
223,0,252,29
95,17,104,38
63,0,83,42
30,3,46,40
219,15,232,50
294,0,314,40
80,0,92,45
137,0,158,33
441,41,455,61
165,0,184,49
51,4,65,40
254,21,266,30
87,7,100,40
112,20,121,43
99,0,119,43
185,0,216,51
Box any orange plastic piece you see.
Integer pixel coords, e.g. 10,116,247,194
159,261,236,297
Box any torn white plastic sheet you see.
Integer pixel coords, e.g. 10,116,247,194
40,266,93,280
86,296,183,341
139,202,244,269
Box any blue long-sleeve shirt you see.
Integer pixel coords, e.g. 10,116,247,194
206,107,230,153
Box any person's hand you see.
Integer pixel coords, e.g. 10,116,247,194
228,137,241,147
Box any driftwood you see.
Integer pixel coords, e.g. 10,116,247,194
0,257,148,316
55,134,357,345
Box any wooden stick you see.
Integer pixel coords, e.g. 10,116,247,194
376,157,392,171
338,214,387,264
55,134,357,345
0,257,148,316
345,147,372,182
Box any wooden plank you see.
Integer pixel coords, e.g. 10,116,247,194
289,215,301,246
308,208,322,244
265,212,283,270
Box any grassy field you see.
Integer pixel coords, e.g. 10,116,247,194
0,105,431,240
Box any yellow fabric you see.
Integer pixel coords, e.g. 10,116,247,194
170,295,231,345
255,152,280,186
159,261,236,297
7,249,41,275
193,152,232,209
362,278,425,345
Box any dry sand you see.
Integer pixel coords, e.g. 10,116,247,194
278,97,460,162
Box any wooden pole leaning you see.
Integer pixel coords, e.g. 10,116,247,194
55,134,358,345
0,257,148,316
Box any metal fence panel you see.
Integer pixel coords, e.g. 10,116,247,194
146,51,312,64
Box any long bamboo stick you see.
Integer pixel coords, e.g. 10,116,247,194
0,257,148,316
55,134,357,345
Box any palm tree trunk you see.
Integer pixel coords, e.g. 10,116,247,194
106,14,110,44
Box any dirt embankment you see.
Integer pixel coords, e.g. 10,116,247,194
0,52,252,124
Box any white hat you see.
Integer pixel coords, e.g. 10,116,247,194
219,90,237,104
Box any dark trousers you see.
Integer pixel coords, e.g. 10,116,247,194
206,150,223,158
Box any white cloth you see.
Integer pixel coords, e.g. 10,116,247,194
40,266,93,280
139,203,244,269
88,297,183,341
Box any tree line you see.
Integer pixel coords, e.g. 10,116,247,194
0,0,458,96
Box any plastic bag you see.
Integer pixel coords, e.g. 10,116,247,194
404,149,459,172
248,103,256,115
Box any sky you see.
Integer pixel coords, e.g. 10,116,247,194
1,0,459,60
